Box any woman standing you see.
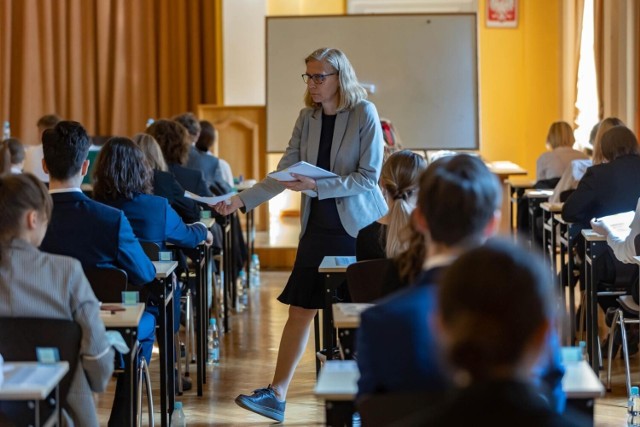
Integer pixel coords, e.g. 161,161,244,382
214,47,386,422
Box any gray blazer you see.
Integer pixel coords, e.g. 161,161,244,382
0,238,114,427
239,100,387,238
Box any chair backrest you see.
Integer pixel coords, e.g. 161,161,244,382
83,267,129,302
0,317,82,414
140,241,161,261
346,259,403,303
357,391,441,426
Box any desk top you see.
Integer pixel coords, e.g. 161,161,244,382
153,261,178,278
314,360,359,401
506,178,535,188
581,229,606,241
332,303,374,329
487,161,527,177
541,202,563,213
524,189,553,199
562,360,605,399
0,362,69,400
318,256,356,273
101,303,145,328
314,359,605,401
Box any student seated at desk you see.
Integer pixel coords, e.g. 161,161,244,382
356,154,565,413
536,121,588,185
38,121,156,427
134,132,202,223
146,119,213,197
0,137,25,175
550,118,622,204
562,126,640,310
0,173,114,427
399,241,587,427
356,150,426,261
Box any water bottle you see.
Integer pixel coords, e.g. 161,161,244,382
250,254,261,287
207,318,220,365
171,401,186,426
238,270,248,306
629,386,640,426
579,340,588,362
146,118,155,128
235,273,245,312
2,121,10,140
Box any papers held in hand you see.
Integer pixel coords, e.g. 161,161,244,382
184,191,236,205
267,161,337,182
597,210,635,239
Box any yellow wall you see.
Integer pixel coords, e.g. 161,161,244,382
478,0,562,178
267,0,345,16
266,0,562,179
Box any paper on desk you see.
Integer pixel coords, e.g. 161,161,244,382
335,256,356,266
184,191,236,205
106,331,130,354
598,211,635,240
337,303,374,317
268,161,337,182
323,360,358,372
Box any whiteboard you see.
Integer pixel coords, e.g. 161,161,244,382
266,14,479,152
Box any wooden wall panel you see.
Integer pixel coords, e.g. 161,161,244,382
197,105,268,231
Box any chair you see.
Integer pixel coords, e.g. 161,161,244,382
0,317,81,423
84,267,154,426
606,295,640,396
356,391,441,426
346,259,403,303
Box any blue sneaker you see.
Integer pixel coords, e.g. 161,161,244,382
235,385,286,422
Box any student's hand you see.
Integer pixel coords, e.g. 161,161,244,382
204,230,214,247
212,195,244,216
279,174,316,192
590,218,609,237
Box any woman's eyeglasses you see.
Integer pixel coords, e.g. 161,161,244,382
301,73,337,85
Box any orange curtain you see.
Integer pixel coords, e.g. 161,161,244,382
0,0,221,145
593,0,604,120
571,0,585,124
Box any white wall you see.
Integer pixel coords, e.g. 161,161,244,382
223,0,266,106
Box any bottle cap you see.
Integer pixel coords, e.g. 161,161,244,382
252,254,259,260
632,386,639,396
210,318,216,325
174,401,183,409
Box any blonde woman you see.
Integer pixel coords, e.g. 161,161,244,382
356,150,427,260
214,47,386,422
536,121,588,182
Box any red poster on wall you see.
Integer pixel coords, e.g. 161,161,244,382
486,0,518,28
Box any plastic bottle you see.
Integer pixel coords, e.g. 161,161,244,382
629,386,640,426
146,118,155,128
2,121,10,140
250,254,261,287
207,318,220,365
238,270,248,306
578,341,588,362
171,401,186,426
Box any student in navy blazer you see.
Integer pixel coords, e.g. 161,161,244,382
356,155,567,414
146,119,213,197
92,137,212,256
38,121,156,427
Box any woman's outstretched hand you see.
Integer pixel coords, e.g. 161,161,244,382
279,173,316,192
212,195,244,216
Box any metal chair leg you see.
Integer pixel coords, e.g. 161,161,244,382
606,310,621,391
175,333,183,395
183,290,192,374
618,311,633,397
143,357,154,427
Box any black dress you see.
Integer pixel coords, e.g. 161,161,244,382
356,221,387,261
277,113,356,309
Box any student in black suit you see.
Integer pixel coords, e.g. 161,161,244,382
562,126,640,308
184,119,233,195
133,132,201,223
403,241,587,427
146,119,213,197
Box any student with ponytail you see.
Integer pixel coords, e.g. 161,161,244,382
356,150,426,260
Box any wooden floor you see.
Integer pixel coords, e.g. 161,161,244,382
92,268,638,426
